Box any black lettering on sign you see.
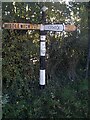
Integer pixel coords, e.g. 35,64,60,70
28,25,30,29
3,23,40,29
48,25,59,30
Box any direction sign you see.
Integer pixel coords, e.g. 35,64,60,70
44,24,64,31
3,23,40,30
3,23,77,32
65,25,77,31
44,24,77,32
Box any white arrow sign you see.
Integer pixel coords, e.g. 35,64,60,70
44,24,64,31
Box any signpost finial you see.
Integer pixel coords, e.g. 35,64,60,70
42,6,48,12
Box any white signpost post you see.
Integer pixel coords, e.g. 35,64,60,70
3,6,77,89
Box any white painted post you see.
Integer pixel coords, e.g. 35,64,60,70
39,6,48,89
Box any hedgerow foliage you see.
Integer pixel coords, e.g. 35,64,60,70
2,2,88,118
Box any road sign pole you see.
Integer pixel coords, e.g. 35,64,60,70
39,6,48,89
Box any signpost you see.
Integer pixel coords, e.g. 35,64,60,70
3,23,76,31
3,23,40,30
2,6,77,89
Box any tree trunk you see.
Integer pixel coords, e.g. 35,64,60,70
67,56,79,81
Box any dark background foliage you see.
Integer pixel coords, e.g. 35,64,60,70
2,2,89,118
